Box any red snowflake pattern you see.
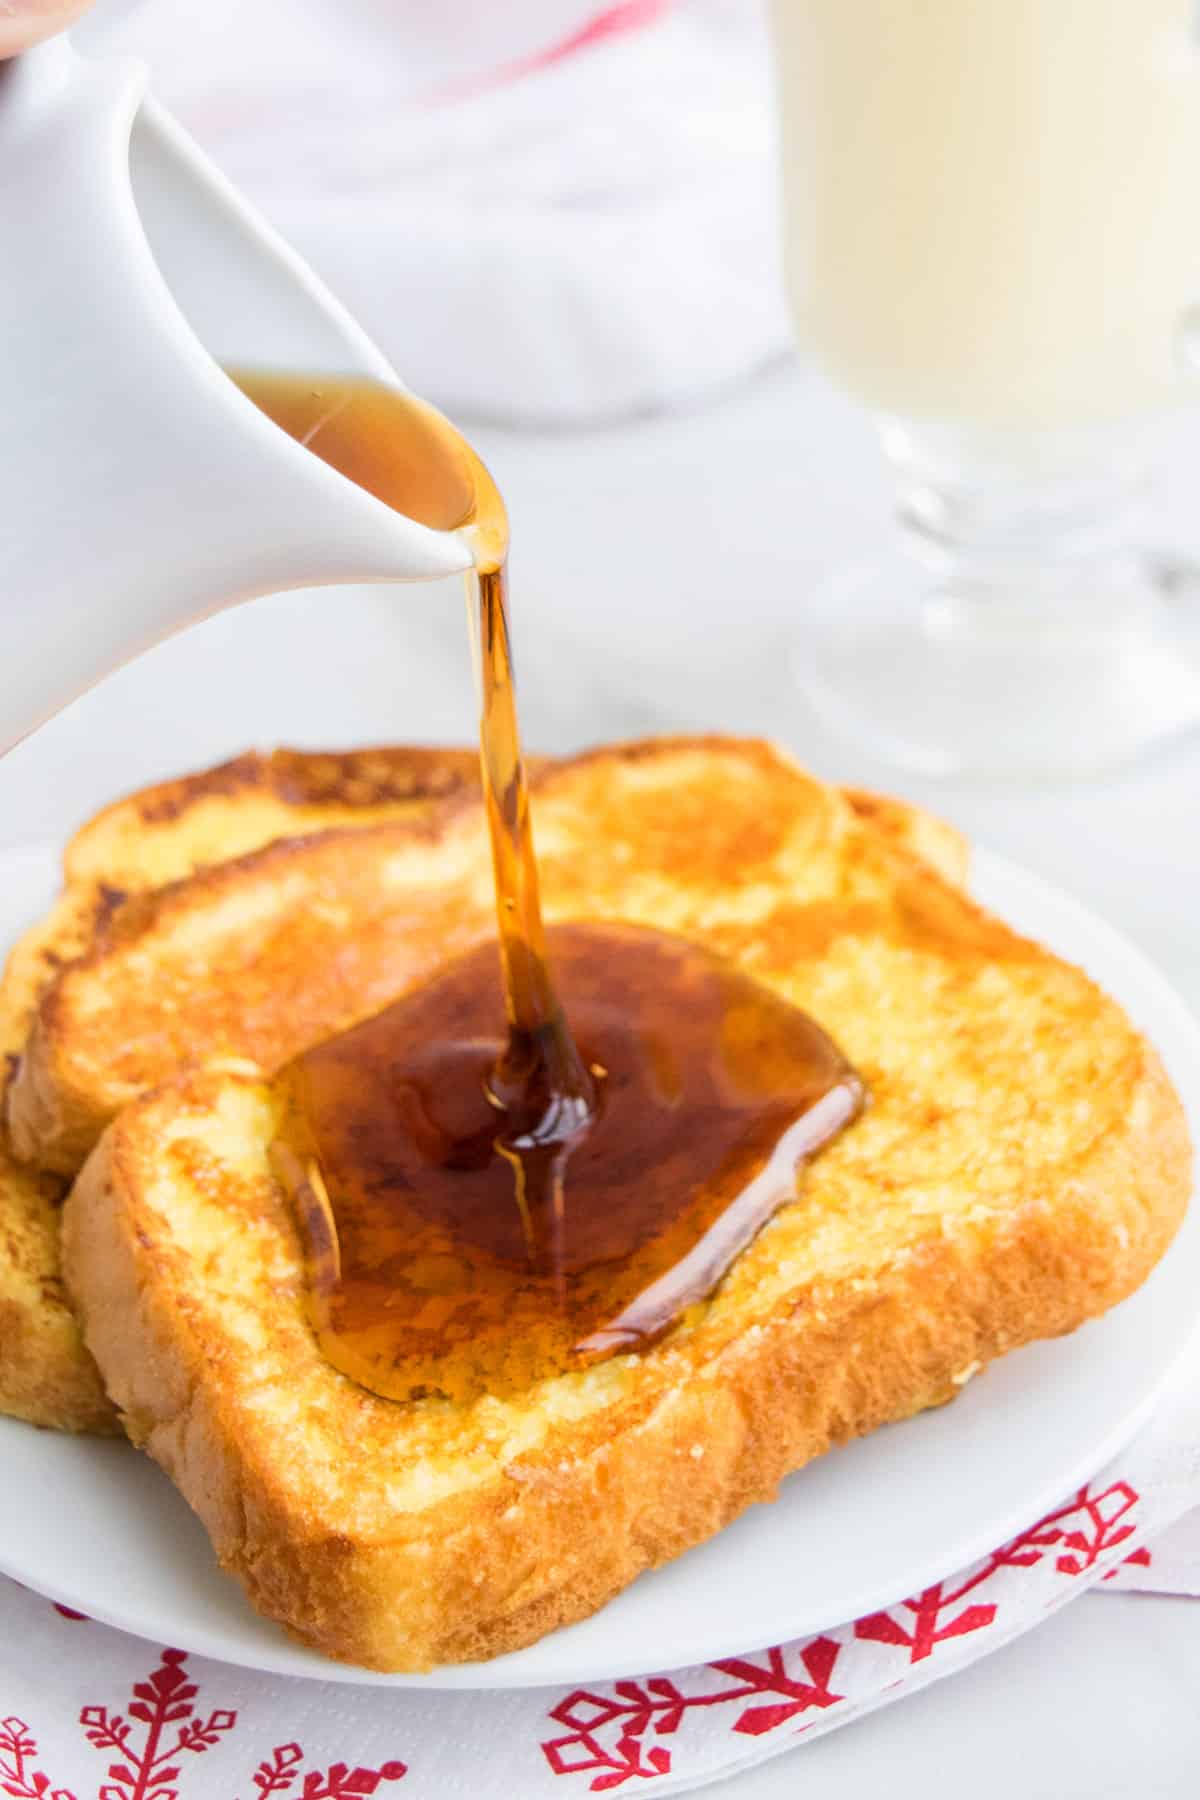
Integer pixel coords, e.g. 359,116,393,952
0,1715,77,1800
855,1479,1143,1664
1008,1481,1141,1576
3,1650,406,1800
1103,1545,1152,1582
854,1579,998,1664
80,1647,236,1797
246,1743,408,1798
542,1637,843,1789
5,1475,1149,1796
543,1478,1144,1786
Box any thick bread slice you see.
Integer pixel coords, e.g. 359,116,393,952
0,747,477,1433
63,746,481,892
61,749,964,899
62,739,1189,1671
0,1146,110,1433
9,744,966,1178
0,890,123,1431
10,748,481,1088
0,741,963,1433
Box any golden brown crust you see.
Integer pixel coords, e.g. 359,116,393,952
842,786,969,889
63,746,483,890
0,888,121,1432
0,1141,115,1434
64,1040,1189,1671
64,744,963,892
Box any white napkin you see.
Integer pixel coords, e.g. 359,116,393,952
3,1319,1199,1799
89,0,789,424
1106,1498,1200,1596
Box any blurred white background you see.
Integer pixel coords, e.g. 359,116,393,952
90,0,787,420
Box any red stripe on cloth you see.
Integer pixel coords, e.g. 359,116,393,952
427,0,675,103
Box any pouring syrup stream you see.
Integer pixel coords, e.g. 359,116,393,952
232,369,863,1402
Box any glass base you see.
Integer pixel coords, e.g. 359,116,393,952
795,552,1200,780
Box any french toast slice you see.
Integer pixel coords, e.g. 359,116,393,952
0,742,964,1433
63,746,481,892
0,891,128,1432
0,747,477,1432
61,737,1189,1671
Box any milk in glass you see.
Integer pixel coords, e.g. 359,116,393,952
769,0,1200,434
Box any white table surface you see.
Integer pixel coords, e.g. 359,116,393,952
4,354,1200,1795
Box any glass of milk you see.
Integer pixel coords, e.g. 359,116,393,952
768,0,1200,776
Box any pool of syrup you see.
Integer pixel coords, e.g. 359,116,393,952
272,921,863,1401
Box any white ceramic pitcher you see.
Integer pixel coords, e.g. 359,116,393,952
0,33,473,754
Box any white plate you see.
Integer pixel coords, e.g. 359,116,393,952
0,844,1197,1689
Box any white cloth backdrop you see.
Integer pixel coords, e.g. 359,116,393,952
86,0,788,422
